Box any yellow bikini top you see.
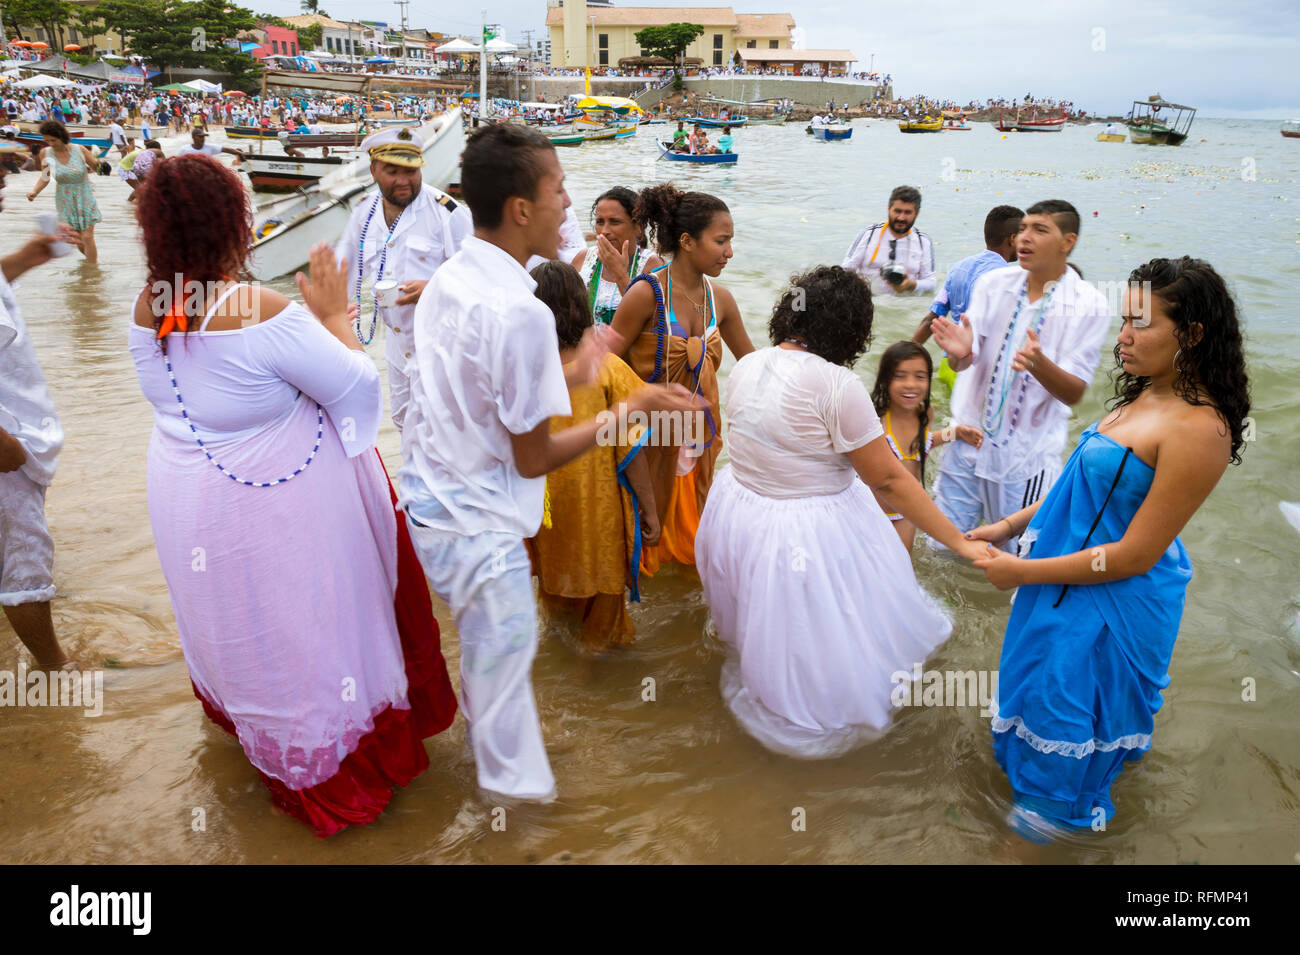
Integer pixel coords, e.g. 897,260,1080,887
884,410,933,462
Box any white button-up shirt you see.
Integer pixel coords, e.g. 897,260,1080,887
842,223,937,296
335,183,472,422
950,264,1111,481
0,274,63,486
398,236,571,538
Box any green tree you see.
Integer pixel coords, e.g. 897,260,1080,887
83,0,261,80
634,22,704,78
296,22,323,51
4,0,75,51
299,0,328,15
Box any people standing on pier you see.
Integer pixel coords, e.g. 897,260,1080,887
25,121,101,265
931,200,1111,553
0,143,81,671
609,184,756,573
571,186,664,326
335,126,471,430
128,155,457,836
967,257,1249,841
695,267,989,758
397,124,699,801
842,185,936,297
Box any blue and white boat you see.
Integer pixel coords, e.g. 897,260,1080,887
810,124,852,141
657,141,738,164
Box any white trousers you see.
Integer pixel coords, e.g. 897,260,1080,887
0,469,55,606
931,439,1062,555
405,521,556,802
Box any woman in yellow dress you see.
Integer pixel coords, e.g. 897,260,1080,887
609,184,755,574
528,261,660,652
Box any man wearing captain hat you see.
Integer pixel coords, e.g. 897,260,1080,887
335,125,472,430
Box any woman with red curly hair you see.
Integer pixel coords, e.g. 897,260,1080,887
127,154,457,837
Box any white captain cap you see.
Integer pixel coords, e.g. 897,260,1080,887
361,126,424,167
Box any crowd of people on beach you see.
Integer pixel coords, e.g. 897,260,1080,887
0,107,1251,845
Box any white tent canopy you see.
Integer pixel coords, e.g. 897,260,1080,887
434,38,479,54
189,78,223,93
15,74,79,89
484,38,516,53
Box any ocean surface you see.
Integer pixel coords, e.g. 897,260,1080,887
1,117,1296,863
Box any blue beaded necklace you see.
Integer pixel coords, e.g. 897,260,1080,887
160,340,324,488
982,280,1057,443
353,194,404,345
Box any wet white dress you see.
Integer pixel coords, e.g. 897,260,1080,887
696,347,954,758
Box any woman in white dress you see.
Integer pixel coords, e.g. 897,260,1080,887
696,265,988,758
571,186,664,326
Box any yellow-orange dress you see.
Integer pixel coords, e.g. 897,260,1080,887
623,267,723,574
530,353,649,652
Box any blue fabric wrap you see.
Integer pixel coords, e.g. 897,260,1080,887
992,424,1193,829
615,429,651,602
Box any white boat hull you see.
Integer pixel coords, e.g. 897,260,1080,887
247,109,465,281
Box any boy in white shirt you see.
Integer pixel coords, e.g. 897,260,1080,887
931,199,1111,552
397,123,697,801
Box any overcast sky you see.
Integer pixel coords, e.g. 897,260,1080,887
257,0,1299,117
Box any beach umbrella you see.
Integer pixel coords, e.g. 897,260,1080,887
29,42,49,49
63,44,82,51
364,56,394,64
153,82,200,93
223,90,247,97
11,41,33,48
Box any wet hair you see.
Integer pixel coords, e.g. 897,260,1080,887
889,185,921,211
983,204,1023,247
1109,257,1250,464
531,260,591,349
136,155,251,335
768,265,873,368
1025,199,1080,237
461,123,554,230
38,120,69,144
635,183,729,257
871,341,934,480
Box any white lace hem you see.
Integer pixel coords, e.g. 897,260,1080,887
990,701,1152,759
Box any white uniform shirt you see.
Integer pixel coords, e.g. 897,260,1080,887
0,274,63,486
842,223,937,296
949,264,1111,482
397,236,572,538
335,183,472,419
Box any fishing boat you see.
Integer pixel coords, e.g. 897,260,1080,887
941,111,971,130
12,128,111,153
582,126,619,143
248,111,463,280
701,95,788,124
689,115,746,128
1096,129,1126,143
1126,95,1195,145
545,128,585,146
225,125,285,141
1283,120,1300,139
996,105,1067,132
657,141,737,164
811,124,852,140
243,153,345,192
898,116,943,133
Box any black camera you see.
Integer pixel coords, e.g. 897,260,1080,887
882,267,906,286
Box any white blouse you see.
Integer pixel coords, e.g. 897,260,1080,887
128,298,381,458
724,347,883,499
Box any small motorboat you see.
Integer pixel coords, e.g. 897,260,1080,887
688,116,746,128
657,142,737,164
546,129,585,146
898,116,943,133
582,126,619,143
1096,130,1126,142
243,152,345,192
811,124,852,140
1283,120,1300,139
1126,95,1195,146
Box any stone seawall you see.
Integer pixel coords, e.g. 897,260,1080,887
471,74,885,107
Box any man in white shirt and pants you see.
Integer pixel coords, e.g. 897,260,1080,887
931,199,1111,552
842,184,937,297
335,126,472,430
398,124,697,801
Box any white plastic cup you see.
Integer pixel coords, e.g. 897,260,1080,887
374,279,399,308
36,212,73,258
